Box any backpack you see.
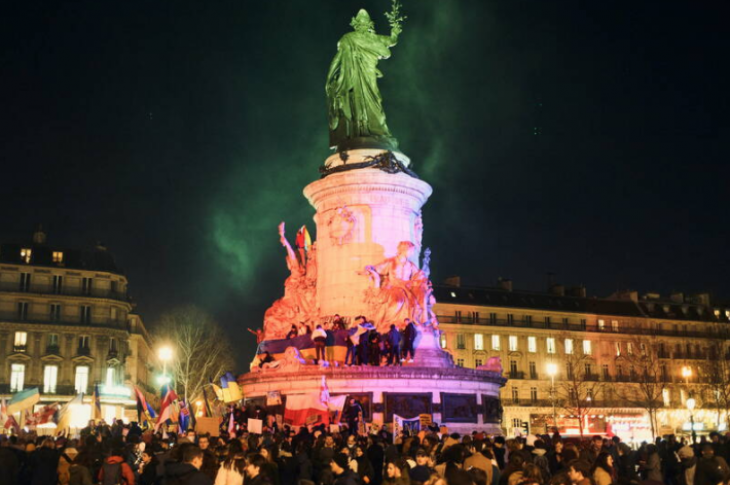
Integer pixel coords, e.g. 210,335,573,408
101,462,122,485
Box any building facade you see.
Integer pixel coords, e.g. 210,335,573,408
434,279,730,442
0,228,156,428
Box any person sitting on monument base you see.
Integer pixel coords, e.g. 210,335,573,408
311,324,327,365
286,325,298,339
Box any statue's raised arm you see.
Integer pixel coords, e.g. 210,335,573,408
326,1,406,152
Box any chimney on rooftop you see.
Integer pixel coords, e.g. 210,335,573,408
497,277,513,292
569,286,587,298
32,224,47,244
444,276,461,287
610,290,639,302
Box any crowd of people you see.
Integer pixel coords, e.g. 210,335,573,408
255,315,420,367
3,417,730,485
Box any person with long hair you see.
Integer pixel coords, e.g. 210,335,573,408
592,452,616,485
215,440,245,485
383,457,411,485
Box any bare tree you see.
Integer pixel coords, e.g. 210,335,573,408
153,306,236,404
699,342,730,430
551,337,606,438
613,336,666,440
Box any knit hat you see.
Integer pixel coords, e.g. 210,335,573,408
64,447,79,459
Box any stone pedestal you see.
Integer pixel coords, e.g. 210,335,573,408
303,150,432,319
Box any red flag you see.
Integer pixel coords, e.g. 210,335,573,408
155,387,179,432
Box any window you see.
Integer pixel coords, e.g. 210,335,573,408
43,365,58,393
545,316,551,325
507,314,514,324
580,319,587,329
640,343,647,356
512,418,521,429
456,359,464,367
662,388,670,407
52,275,63,294
455,311,462,322
79,335,90,349
48,333,59,347
80,305,92,324
583,340,592,355
598,319,605,330
529,361,537,379
19,273,31,292
20,248,32,263
528,336,537,353
109,337,118,352
475,359,482,367
474,334,484,351
586,389,593,401
627,342,634,355
602,364,610,379
75,366,89,394
489,313,497,324
565,338,574,354
546,337,556,354
472,312,480,323
611,320,619,332
456,334,466,350
530,387,538,403
439,333,447,348
510,360,518,374
82,277,93,295
491,335,501,351
585,363,593,377
617,365,624,377
524,315,533,324
10,364,25,391
509,336,518,352
106,366,116,386
14,331,28,347
50,303,62,322
615,342,622,356
52,251,64,264
566,363,574,379
511,387,519,403
562,317,569,325
17,302,29,320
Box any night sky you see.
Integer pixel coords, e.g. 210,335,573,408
2,1,728,367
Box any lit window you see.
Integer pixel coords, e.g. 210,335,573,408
439,333,447,348
491,335,501,351
528,336,537,353
456,359,464,367
106,366,115,386
474,334,484,351
75,366,89,394
20,248,32,264
598,319,605,330
14,331,27,346
546,338,556,354
662,388,670,407
48,334,59,347
44,365,58,393
627,342,634,355
583,340,592,355
79,335,90,349
611,320,619,332
509,336,518,352
565,338,574,355
475,359,482,367
10,364,25,392
456,334,466,349
640,343,647,356
52,251,64,264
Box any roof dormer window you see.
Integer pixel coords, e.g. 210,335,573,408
52,251,64,264
20,248,32,264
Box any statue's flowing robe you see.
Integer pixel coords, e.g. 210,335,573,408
326,31,395,149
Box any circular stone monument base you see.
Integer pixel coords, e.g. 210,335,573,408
239,366,506,435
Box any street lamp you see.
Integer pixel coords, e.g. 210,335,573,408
158,346,173,390
546,362,558,434
686,397,696,444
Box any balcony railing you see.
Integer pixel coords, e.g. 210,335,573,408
438,316,725,340
77,346,91,356
12,345,27,353
0,282,128,302
0,312,128,329
508,371,525,379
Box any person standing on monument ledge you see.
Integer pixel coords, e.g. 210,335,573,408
401,318,416,363
312,324,327,365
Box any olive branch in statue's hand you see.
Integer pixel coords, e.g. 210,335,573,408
385,0,406,34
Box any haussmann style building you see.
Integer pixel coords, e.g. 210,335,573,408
434,277,730,443
0,227,157,430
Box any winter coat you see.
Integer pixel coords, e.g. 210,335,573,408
593,467,613,485
68,464,93,485
0,447,19,485
98,456,135,485
29,447,61,485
